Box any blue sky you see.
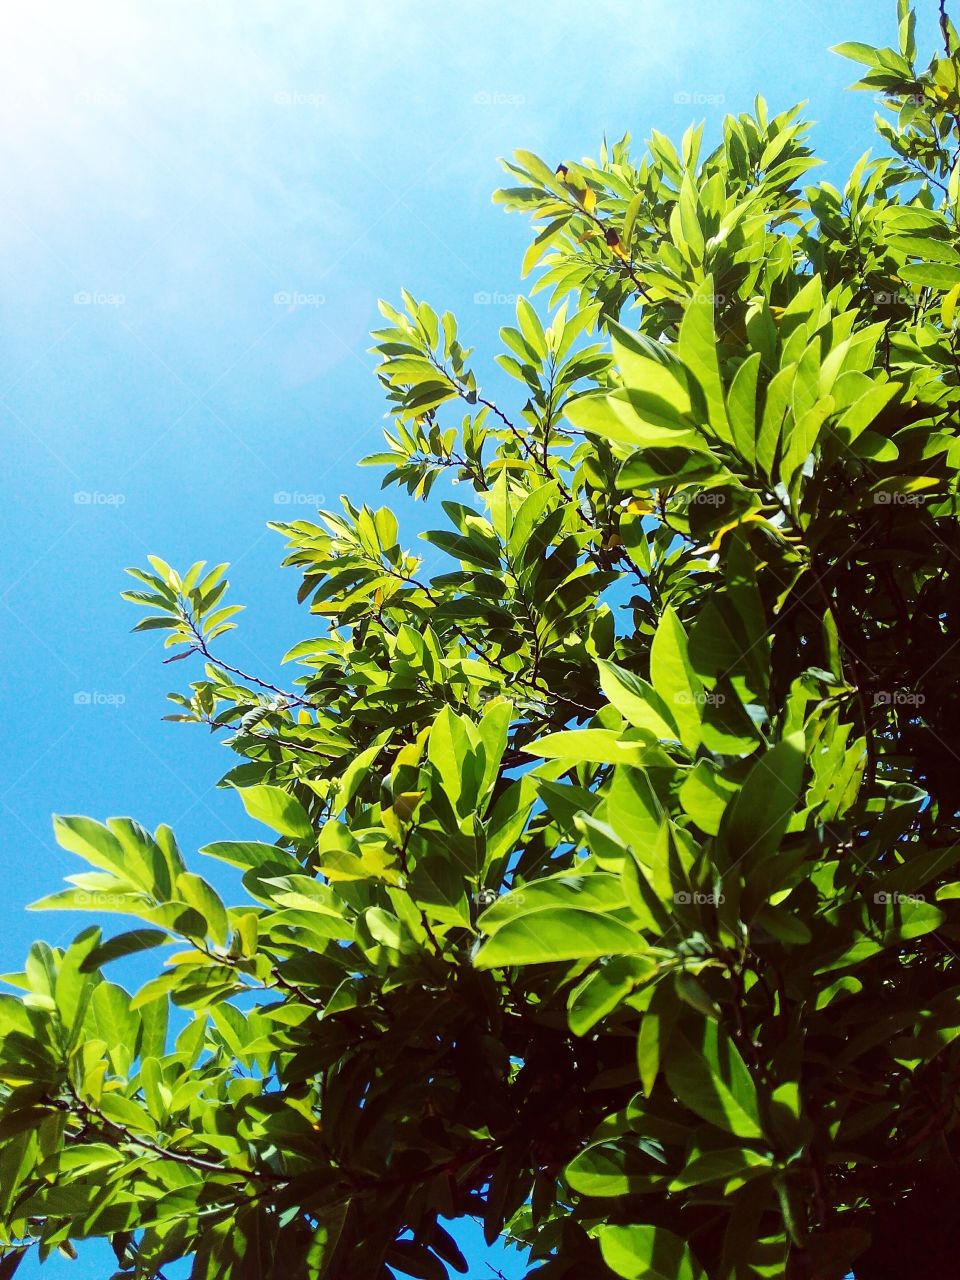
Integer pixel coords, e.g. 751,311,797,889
0,0,936,1275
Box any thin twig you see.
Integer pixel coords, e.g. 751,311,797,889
56,1090,288,1187
180,610,316,709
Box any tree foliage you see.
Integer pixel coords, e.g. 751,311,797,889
4,4,960,1277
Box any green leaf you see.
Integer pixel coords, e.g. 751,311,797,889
638,980,677,1096
508,481,558,565
831,40,883,67
176,873,229,946
480,872,628,930
756,364,795,476
665,1022,763,1139
669,1146,771,1191
81,929,169,971
523,729,647,766
899,262,960,290
568,956,655,1036
87,982,139,1076
200,840,301,875
754,903,812,945
607,767,664,854
598,660,679,741
617,446,719,488
515,296,547,360
427,706,473,815
678,276,732,443
679,761,736,835
474,908,648,968
622,191,644,251
781,396,834,494
718,733,805,868
233,784,314,842
599,1223,706,1280
726,352,761,463
387,1240,448,1280
565,1137,663,1196
565,388,700,448
52,815,125,876
650,607,702,749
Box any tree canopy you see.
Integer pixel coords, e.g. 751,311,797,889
4,3,960,1278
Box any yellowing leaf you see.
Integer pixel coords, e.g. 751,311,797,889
708,511,770,551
